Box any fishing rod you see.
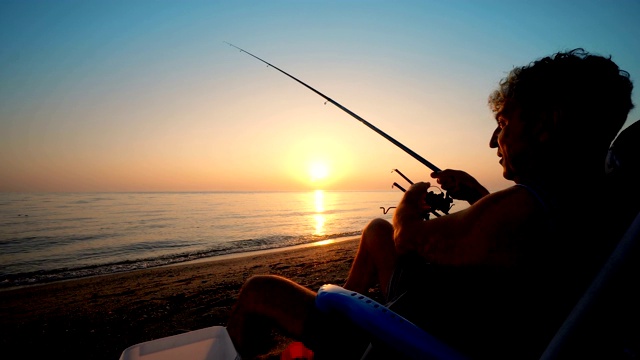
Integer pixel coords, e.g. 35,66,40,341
224,42,441,173
225,42,452,216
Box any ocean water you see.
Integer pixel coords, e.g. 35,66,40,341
0,191,415,289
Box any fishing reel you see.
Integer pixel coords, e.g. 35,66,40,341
390,169,453,219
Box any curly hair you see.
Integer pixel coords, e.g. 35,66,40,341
488,48,634,145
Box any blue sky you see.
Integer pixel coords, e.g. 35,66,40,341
1,0,639,192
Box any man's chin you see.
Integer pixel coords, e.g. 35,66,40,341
502,170,514,181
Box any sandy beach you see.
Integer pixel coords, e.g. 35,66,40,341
0,238,380,360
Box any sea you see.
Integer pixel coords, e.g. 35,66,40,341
0,190,443,290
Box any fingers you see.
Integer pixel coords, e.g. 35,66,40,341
431,170,455,190
401,182,432,210
406,181,431,195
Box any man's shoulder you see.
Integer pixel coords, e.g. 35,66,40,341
469,185,550,221
482,184,544,205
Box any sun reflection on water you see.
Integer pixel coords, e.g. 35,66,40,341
314,214,325,235
313,190,326,235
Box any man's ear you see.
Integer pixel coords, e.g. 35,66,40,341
536,111,559,142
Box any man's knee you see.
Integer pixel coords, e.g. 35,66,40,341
238,275,282,302
241,274,289,293
240,275,313,304
363,218,393,240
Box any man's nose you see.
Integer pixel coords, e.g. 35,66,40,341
489,127,499,148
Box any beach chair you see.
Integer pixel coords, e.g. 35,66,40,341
539,210,640,359
314,284,469,360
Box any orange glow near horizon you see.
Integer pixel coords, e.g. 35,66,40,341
1,3,639,194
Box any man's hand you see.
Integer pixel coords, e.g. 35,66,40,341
430,169,489,205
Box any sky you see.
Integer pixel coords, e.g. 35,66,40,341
1,0,639,193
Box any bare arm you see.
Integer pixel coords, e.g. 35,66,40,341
393,182,547,266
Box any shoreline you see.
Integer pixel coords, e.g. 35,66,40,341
176,235,361,266
0,237,376,360
0,236,362,293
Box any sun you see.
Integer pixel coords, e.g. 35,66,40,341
309,162,329,182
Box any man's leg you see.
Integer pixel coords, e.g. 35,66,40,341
226,275,317,357
344,218,397,298
227,274,371,359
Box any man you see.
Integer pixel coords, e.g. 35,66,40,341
226,48,634,359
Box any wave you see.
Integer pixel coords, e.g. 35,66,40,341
0,230,362,290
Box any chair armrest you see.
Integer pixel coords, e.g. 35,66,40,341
316,284,468,360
